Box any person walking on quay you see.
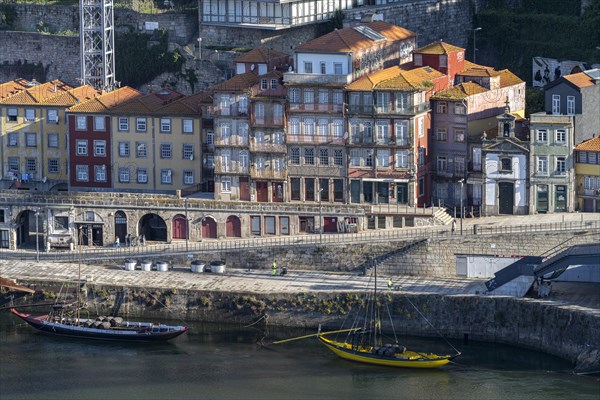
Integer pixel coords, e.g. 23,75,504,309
115,237,120,248
388,278,393,291
272,261,277,276
451,219,456,235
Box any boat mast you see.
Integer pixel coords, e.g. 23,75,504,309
76,230,82,324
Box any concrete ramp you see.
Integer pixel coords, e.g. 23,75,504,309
486,275,536,297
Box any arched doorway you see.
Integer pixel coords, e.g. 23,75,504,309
114,211,127,243
225,215,241,237
202,217,217,239
172,214,188,240
14,210,41,248
138,214,168,242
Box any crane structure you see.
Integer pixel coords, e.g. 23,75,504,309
80,0,116,92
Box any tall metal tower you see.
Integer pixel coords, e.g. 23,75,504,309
80,0,115,92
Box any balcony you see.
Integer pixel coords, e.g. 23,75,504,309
250,167,287,180
213,162,249,175
214,136,249,147
287,135,345,145
289,103,343,113
374,102,430,115
251,116,285,127
283,72,351,86
249,141,287,153
582,189,600,197
212,108,249,118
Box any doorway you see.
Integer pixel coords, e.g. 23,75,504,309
498,182,514,215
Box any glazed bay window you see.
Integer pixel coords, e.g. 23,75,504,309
161,169,172,184
76,165,89,181
160,118,171,133
136,117,147,132
94,140,106,157
119,167,130,183
76,140,88,156
160,143,172,159
118,117,129,131
137,168,148,183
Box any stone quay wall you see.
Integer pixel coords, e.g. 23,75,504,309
22,280,600,372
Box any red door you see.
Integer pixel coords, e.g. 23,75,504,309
202,217,217,239
172,216,188,240
324,217,338,233
240,177,250,201
256,181,268,202
225,216,241,237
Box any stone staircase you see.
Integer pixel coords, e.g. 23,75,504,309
432,207,454,225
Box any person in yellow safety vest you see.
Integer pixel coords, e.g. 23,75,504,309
388,278,393,290
272,261,277,276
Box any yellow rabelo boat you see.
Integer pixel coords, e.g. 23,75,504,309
275,262,460,369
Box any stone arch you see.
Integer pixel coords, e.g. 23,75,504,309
114,211,127,243
14,209,41,248
225,215,242,237
202,216,217,239
139,213,168,242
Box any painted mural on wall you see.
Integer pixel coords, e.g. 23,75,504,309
532,56,600,88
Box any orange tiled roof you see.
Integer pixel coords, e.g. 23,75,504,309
457,66,502,78
346,65,444,91
414,41,464,55
346,66,404,91
0,80,72,105
296,22,415,53
235,48,288,63
66,86,143,113
575,136,600,151
563,70,597,89
0,79,30,100
159,93,204,116
110,93,170,114
211,72,259,92
39,85,101,106
498,69,524,88
431,82,488,100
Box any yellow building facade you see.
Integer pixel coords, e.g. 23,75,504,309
575,136,600,212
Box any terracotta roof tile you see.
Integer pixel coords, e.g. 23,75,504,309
457,66,502,78
431,82,488,100
211,72,259,92
563,70,597,89
575,136,600,151
296,22,415,53
0,80,72,105
0,79,29,100
346,66,444,91
67,86,142,113
235,48,289,63
39,85,101,106
346,66,404,91
498,69,524,88
414,41,464,55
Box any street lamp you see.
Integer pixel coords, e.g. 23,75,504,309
34,210,40,262
472,27,482,63
458,179,464,235
318,188,323,244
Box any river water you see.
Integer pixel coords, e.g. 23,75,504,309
0,314,598,400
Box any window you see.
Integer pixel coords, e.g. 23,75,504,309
350,149,360,167
365,149,373,167
94,140,106,157
304,148,314,165
136,117,147,132
76,165,88,181
437,156,447,173
317,119,328,136
303,89,314,105
455,157,465,175
319,148,329,165
7,108,17,122
183,119,193,133
25,109,35,121
119,167,130,183
567,96,575,115
334,63,343,75
270,79,277,90
95,165,107,182
454,102,466,114
207,131,214,145
555,129,566,144
395,150,408,168
26,158,36,172
590,152,598,164
118,117,129,131
160,143,172,159
552,94,560,114
500,158,512,172
180,143,193,160
47,109,58,123
304,61,313,74
436,128,447,141
8,133,18,147
183,170,194,185
76,116,87,130
578,151,588,163
261,79,268,90
376,121,389,143
418,118,424,138
289,88,300,103
376,92,390,112
118,142,130,157
48,133,59,148
395,93,409,111
239,151,249,168
418,177,425,196
221,177,231,192
160,118,171,133
472,147,482,171
94,116,105,131
454,129,465,143
137,168,148,183
334,149,343,166
26,133,36,147
48,159,59,174
418,147,425,166
537,129,547,142
556,156,566,175
161,169,172,184
303,118,314,136
537,156,548,175
8,158,19,172
290,147,300,165
76,140,88,156
318,89,328,105
436,102,447,113
85,211,95,221
220,123,231,143
376,149,390,167
136,142,147,158
364,121,373,142
320,62,326,74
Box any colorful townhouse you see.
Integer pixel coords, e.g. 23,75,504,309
575,136,600,212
